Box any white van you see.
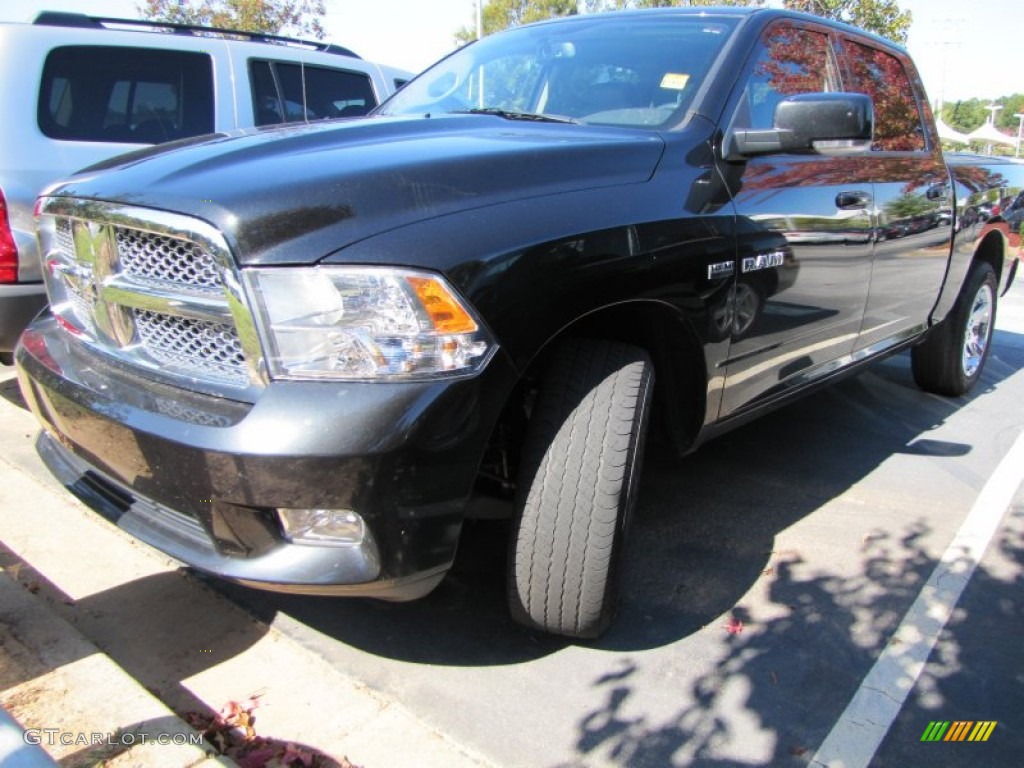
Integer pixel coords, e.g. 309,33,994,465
0,11,412,362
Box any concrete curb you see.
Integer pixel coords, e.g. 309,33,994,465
0,568,228,767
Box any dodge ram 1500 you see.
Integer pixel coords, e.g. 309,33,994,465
16,7,1023,638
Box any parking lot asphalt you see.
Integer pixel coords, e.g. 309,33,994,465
1,279,1022,767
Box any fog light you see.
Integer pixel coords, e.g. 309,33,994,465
277,508,366,547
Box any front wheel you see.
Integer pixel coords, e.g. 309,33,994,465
912,260,997,396
508,339,653,639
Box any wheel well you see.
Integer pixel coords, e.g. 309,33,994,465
470,301,706,514
555,302,706,453
973,229,1004,284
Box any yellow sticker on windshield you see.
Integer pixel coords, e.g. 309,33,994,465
660,73,690,90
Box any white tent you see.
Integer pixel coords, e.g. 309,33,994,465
936,117,970,144
967,121,1016,147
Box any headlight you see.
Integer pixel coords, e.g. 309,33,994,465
245,266,496,380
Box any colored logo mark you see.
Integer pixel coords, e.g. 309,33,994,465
921,721,997,742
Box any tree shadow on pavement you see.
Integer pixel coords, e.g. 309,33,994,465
556,510,1024,767
874,505,1024,768
214,340,1022,667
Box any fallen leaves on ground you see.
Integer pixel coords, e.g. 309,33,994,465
184,694,359,768
724,617,744,634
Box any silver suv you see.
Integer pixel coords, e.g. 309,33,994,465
0,11,411,363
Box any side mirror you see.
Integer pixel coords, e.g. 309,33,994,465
727,92,873,160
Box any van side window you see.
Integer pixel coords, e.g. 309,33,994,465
38,47,214,143
249,60,379,126
743,25,839,130
842,40,925,151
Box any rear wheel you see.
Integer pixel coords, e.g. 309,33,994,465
912,260,997,396
508,339,653,639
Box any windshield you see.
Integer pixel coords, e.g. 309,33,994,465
378,15,738,129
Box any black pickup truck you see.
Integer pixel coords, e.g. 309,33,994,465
16,7,1023,638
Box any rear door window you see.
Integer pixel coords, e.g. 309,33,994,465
249,60,378,125
841,40,926,151
38,47,214,144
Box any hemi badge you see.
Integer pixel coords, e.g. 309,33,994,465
708,261,735,279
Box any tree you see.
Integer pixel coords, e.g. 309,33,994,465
942,99,989,133
782,0,911,44
136,0,326,39
456,0,577,43
995,94,1024,132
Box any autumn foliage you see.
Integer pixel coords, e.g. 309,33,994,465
136,0,326,39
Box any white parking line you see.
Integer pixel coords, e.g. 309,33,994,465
810,427,1024,768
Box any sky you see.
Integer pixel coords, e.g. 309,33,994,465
1,0,1018,103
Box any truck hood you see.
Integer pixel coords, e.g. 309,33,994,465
52,115,666,265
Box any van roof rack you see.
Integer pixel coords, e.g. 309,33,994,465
32,11,361,59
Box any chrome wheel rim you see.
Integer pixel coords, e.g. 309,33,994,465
962,282,994,378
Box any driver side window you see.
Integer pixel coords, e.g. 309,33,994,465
742,25,840,130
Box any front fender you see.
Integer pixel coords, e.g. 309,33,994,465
328,183,735,374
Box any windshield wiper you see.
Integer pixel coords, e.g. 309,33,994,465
454,107,577,124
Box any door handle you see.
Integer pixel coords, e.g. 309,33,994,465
836,191,872,209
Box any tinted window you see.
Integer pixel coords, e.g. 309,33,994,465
742,25,839,130
379,17,738,129
38,47,214,143
250,60,378,126
843,40,925,151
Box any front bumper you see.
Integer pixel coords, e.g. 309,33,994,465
0,282,46,357
16,315,502,599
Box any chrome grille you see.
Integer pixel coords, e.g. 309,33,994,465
55,218,75,258
135,310,248,386
38,199,264,397
68,287,96,336
53,219,96,333
115,228,222,291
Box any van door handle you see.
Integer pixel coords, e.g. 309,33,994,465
836,191,872,209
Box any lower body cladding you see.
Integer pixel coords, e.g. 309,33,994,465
15,316,501,601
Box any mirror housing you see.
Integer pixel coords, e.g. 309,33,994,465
727,92,873,160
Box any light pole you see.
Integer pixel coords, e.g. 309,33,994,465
1016,113,1024,158
934,17,966,113
982,104,1003,155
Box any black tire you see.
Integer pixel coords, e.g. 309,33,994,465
508,339,653,639
912,260,997,396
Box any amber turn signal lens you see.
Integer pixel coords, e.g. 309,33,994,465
406,276,479,334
